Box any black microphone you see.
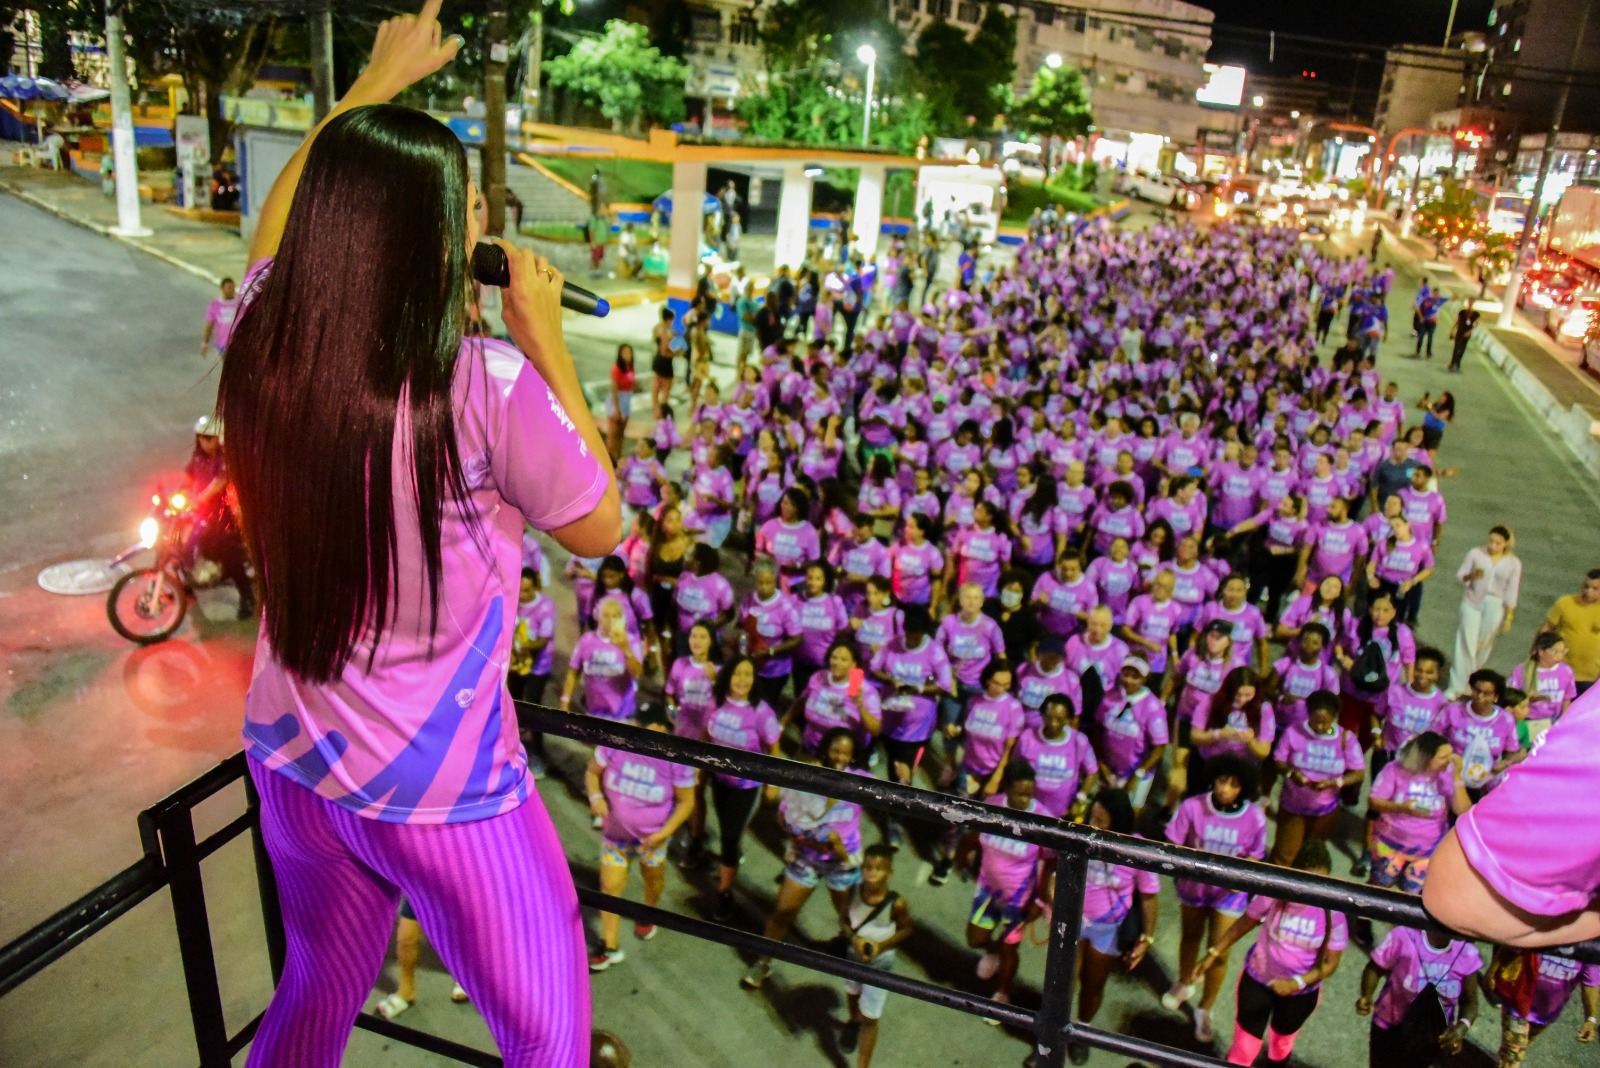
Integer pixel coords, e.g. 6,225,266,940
471,243,610,318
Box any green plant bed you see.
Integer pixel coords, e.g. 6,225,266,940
1001,179,1105,225
529,154,673,205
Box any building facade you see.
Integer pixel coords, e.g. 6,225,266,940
893,0,1216,169
1480,0,1600,137
1375,44,1471,136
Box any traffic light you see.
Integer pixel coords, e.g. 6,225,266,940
1300,69,1318,78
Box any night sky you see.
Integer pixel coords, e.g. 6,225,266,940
1198,0,1496,116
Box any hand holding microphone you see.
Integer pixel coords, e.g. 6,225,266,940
474,242,610,317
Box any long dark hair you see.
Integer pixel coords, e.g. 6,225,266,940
220,105,474,683
1206,667,1266,734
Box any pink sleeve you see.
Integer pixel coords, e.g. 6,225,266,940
1369,927,1402,971
1165,801,1194,846
1369,763,1399,803
1135,867,1161,894
484,341,610,531
756,704,783,748
1245,894,1273,921
672,762,698,789
1342,731,1365,772
1257,702,1277,745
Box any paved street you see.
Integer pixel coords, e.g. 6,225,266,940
3,193,1600,1068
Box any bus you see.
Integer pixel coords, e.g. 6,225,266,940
1473,185,1532,235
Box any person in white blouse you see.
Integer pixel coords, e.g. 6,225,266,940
1449,525,1521,694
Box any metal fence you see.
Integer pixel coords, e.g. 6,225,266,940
3,700,1597,1068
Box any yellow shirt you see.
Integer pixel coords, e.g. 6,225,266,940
1544,595,1600,681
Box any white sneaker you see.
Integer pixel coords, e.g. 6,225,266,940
1193,1006,1214,1043
1160,983,1195,1011
976,951,1000,980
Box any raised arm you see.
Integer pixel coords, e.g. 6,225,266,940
249,0,462,266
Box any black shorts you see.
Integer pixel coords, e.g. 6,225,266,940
652,356,675,379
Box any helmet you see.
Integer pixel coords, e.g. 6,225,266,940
193,414,224,439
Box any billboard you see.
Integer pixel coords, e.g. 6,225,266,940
1196,64,1246,109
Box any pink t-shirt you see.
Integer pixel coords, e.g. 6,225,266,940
205,295,241,349
794,593,849,667
596,746,696,843
1165,794,1268,904
1438,702,1520,789
572,631,643,720
1380,683,1447,750
674,570,734,631
1369,927,1482,1031
937,613,1007,687
1191,700,1276,764
889,541,944,606
962,693,1026,775
978,794,1047,898
513,593,556,676
1124,595,1184,673
1243,896,1349,987
1083,854,1161,926
1096,687,1169,778
1272,655,1341,729
1370,760,1456,854
1032,572,1098,636
241,326,610,824
798,672,882,749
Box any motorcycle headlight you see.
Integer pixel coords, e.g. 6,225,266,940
169,492,188,511
139,517,160,548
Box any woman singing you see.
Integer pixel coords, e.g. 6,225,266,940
219,5,620,1064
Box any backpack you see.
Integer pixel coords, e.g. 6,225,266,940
1388,942,1468,1065
1350,636,1391,694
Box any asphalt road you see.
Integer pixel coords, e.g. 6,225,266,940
3,195,1600,1068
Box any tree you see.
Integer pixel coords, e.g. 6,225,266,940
1012,64,1092,142
544,19,688,132
1414,179,1481,257
1468,230,1517,298
907,10,1015,134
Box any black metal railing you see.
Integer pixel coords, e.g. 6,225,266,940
3,701,1597,1068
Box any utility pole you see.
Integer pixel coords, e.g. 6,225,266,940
484,8,508,236
309,1,335,123
1498,0,1592,327
523,3,543,124
104,4,150,236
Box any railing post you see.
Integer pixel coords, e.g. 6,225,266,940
244,770,286,982
1032,849,1090,1068
154,801,232,1068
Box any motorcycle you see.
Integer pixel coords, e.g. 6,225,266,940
106,485,241,644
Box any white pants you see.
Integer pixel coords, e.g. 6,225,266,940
1450,594,1504,695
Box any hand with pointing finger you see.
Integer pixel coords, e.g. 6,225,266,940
361,0,464,99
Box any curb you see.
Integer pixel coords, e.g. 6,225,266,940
0,179,226,286
1474,328,1600,480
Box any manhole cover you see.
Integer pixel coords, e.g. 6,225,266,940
38,559,129,595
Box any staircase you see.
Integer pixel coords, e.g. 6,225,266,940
468,149,589,227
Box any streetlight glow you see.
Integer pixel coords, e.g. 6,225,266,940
857,44,877,147
1290,110,1300,119
1252,94,1265,107
1045,52,1063,68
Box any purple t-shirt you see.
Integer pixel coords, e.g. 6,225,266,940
1272,655,1341,729
741,590,803,677
572,631,643,721
1096,687,1169,778
1369,927,1483,1031
798,672,882,749
705,698,782,788
1380,683,1447,751
1373,536,1435,585
1083,854,1161,926
795,593,849,667
1273,722,1364,816
1516,953,1600,1026
242,328,611,824
1087,556,1140,621
596,746,696,843
1194,601,1268,669
1166,794,1268,905
513,593,556,676
937,613,1007,687
665,657,719,740
890,541,944,606
205,296,241,349
674,570,734,631
872,637,953,742
952,527,1012,596
1191,700,1277,763
1032,573,1098,636
1174,650,1231,723
1370,760,1456,854
1066,634,1131,698
1017,727,1098,817
962,693,1026,775
1016,662,1084,727
757,518,821,576
1124,595,1184,673
1243,896,1349,988
853,606,903,660
1306,520,1370,584
1438,702,1520,790
978,794,1047,898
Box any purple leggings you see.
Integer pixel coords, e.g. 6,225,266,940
247,758,589,1068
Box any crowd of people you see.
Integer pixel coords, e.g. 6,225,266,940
456,214,1598,1067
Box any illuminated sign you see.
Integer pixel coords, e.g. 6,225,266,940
1196,64,1246,108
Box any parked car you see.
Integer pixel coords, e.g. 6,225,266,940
1547,291,1600,347
1519,268,1581,310
1130,173,1194,209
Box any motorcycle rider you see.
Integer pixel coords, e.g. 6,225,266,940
186,415,254,619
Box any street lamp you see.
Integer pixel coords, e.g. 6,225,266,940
1252,94,1265,108
1045,52,1063,69
857,44,877,147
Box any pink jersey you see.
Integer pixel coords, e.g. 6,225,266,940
951,526,1013,596
798,672,881,750
962,692,1026,775
853,606,903,660
705,698,782,789
596,746,696,843
794,593,849,667
1017,727,1098,816
1016,661,1084,727
1174,650,1232,723
1372,535,1434,586
756,518,821,577
1243,897,1348,988
241,334,609,825
618,455,666,507
1086,555,1140,621
937,613,1007,687
1065,634,1130,698
1509,661,1578,715
665,656,719,740
1169,563,1221,624
741,590,803,677
978,794,1047,898
1370,760,1456,854
1369,927,1482,1031
1271,655,1341,729
513,593,556,677
205,295,241,349
1096,686,1169,778
1306,520,1370,585
1194,601,1268,669
1273,722,1364,816
1379,683,1447,750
